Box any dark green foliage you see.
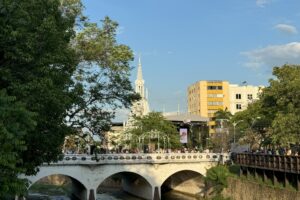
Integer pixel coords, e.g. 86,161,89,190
205,165,230,199
214,109,232,121
0,0,138,197
0,0,78,175
232,64,300,147
262,65,300,145
0,90,35,197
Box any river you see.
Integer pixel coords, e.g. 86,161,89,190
28,190,201,200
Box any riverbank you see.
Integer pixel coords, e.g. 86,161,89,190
223,177,300,200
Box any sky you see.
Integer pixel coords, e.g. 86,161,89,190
82,0,300,121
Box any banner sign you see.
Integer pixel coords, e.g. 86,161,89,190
179,128,188,144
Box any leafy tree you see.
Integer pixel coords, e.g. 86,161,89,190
232,64,300,148
0,0,139,197
0,0,80,176
124,112,181,151
0,90,35,198
214,109,232,121
205,165,230,199
231,101,270,149
261,65,300,146
211,109,233,152
67,17,140,135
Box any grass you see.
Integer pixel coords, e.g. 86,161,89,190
228,164,298,192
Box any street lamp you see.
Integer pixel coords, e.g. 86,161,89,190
232,120,243,144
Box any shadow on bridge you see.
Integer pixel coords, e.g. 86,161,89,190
97,171,152,200
161,170,205,199
26,174,86,200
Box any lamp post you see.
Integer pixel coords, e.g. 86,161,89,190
232,120,243,144
75,135,79,154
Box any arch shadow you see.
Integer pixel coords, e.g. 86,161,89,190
28,174,87,200
97,171,153,200
161,170,205,197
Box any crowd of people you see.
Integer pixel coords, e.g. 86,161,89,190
249,147,299,156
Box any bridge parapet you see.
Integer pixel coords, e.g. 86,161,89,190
49,153,230,165
236,153,300,174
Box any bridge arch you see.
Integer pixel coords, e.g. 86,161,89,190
156,163,209,187
26,166,89,188
25,166,90,199
97,170,153,200
160,169,206,197
96,165,156,187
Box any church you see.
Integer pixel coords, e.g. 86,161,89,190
103,56,150,151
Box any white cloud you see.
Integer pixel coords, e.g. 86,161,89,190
242,42,300,69
256,0,271,7
274,24,298,34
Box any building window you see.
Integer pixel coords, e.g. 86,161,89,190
208,94,224,98
247,94,253,100
208,101,223,106
236,94,241,99
207,86,223,90
236,104,242,109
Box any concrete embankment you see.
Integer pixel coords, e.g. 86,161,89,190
223,177,300,200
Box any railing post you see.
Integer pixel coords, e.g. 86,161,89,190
283,172,288,188
295,156,298,173
297,174,300,191
262,169,267,182
272,171,278,186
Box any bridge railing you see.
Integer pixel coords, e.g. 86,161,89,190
49,153,230,165
236,153,300,174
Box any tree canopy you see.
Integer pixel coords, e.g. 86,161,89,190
232,64,300,147
0,0,139,197
124,112,181,151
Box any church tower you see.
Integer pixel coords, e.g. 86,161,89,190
125,56,150,128
132,56,149,116
135,57,145,98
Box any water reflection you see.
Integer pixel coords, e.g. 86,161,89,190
28,190,201,200
162,191,202,200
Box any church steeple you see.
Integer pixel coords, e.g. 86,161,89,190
137,55,143,80
125,55,150,127
135,55,145,98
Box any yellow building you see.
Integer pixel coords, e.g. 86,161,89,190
188,80,230,134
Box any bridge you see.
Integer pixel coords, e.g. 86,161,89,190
236,153,300,191
24,152,229,200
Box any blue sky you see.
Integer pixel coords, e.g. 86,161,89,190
82,0,300,120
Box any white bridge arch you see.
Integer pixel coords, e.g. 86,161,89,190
24,153,229,200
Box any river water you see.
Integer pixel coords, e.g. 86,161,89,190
28,190,200,200
96,190,201,200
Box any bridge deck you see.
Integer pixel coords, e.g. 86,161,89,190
48,153,230,165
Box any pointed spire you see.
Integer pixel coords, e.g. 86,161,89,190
137,54,143,80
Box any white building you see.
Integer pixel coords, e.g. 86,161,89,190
132,56,150,116
229,84,263,114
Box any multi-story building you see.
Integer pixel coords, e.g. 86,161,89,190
188,80,230,133
188,80,263,134
229,84,263,115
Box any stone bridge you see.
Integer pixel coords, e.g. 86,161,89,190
24,152,230,200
